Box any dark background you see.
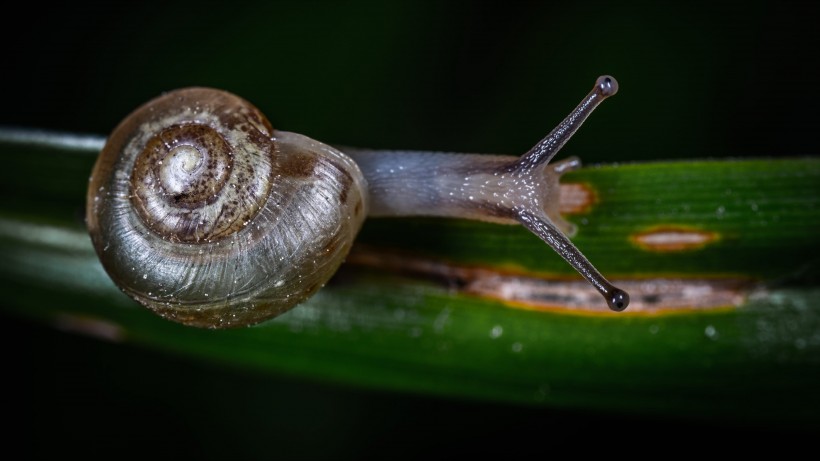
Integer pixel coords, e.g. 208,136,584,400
5,1,820,161
4,1,819,458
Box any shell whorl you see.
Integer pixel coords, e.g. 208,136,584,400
87,88,368,328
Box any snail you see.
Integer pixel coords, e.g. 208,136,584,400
86,75,629,329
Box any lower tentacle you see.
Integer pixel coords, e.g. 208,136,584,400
516,208,629,312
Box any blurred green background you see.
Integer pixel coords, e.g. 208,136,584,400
4,0,819,458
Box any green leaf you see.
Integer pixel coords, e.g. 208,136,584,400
2,128,819,431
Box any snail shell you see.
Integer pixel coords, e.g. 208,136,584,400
86,88,368,328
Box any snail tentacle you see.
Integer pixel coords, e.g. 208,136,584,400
346,76,628,311
507,75,628,311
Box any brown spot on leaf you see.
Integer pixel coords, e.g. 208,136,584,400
631,226,720,252
464,276,747,315
558,183,597,214
53,314,126,342
347,246,750,315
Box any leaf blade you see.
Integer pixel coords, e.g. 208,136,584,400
1,129,819,427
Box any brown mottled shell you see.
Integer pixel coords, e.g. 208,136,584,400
86,88,368,328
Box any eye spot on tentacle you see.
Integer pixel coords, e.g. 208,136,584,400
631,225,720,252
558,183,598,215
608,289,629,312
596,75,618,96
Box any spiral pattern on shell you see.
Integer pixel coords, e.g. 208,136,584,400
87,88,368,328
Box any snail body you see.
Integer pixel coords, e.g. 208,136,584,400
87,77,628,328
